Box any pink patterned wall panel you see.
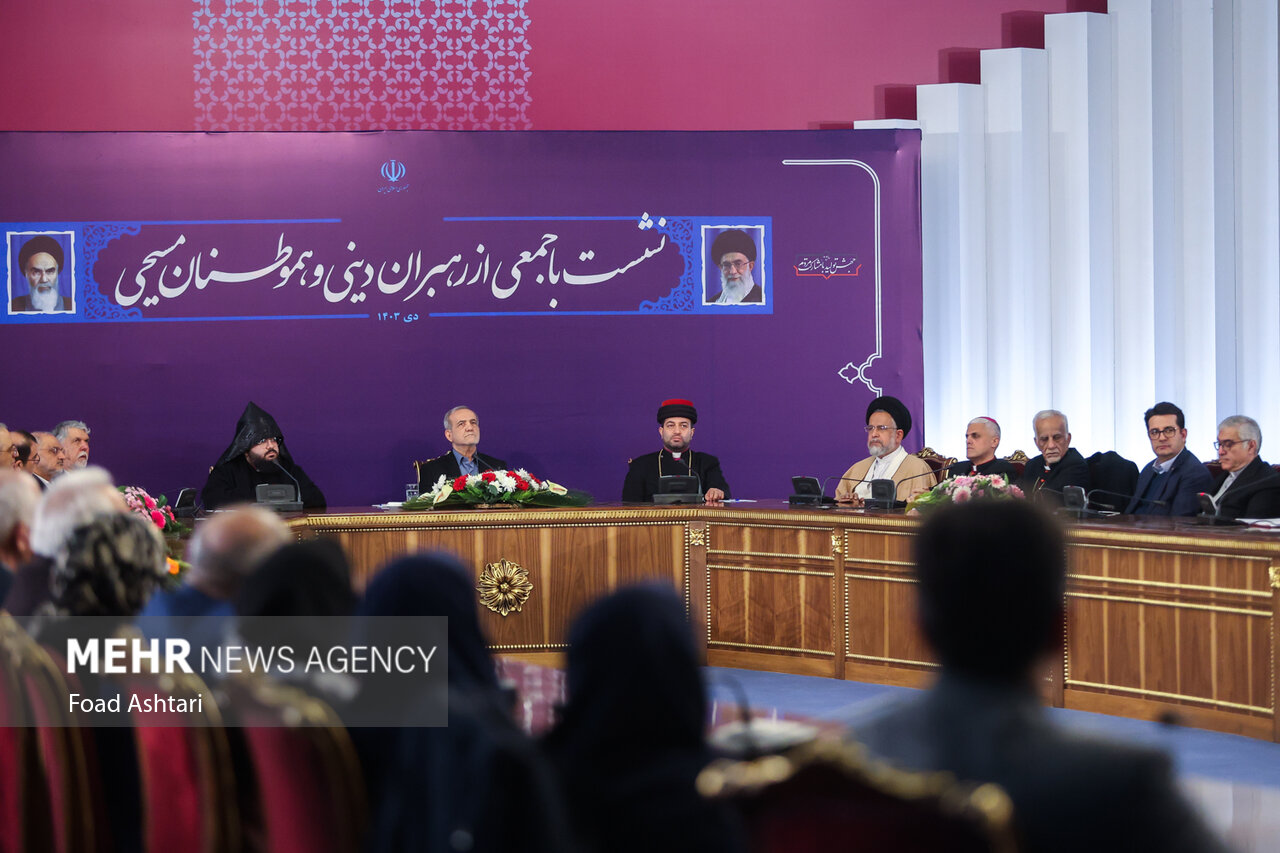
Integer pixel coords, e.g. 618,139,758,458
193,0,532,130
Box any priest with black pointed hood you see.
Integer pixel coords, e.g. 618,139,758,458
201,402,326,511
622,399,731,503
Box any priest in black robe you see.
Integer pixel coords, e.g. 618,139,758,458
201,402,326,511
622,399,731,503
946,416,1019,480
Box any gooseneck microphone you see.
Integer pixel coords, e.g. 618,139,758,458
273,459,303,504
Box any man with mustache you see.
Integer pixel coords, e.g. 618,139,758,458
706,228,764,305
835,395,936,504
201,402,326,511
10,235,72,313
1015,409,1091,505
55,420,91,469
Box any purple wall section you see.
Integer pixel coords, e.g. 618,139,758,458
1,130,923,506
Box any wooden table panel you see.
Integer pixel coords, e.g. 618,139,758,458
290,506,1280,741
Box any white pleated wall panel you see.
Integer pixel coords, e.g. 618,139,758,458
1230,0,1280,434
1150,0,1219,457
1046,12,1115,457
1110,0,1158,460
898,86,987,452
981,48,1051,446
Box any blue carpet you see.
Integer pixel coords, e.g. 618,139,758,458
704,666,1280,789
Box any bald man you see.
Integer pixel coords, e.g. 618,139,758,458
136,505,291,656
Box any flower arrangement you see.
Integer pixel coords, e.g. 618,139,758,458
401,469,591,510
119,485,190,535
906,473,1025,513
119,485,191,580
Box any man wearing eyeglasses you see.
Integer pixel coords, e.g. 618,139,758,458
201,402,326,511
835,395,936,504
707,228,763,305
30,432,67,489
1208,415,1280,519
1125,402,1213,516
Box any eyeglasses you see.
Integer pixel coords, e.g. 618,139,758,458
718,260,751,271
1213,439,1251,451
1148,426,1179,439
864,425,897,434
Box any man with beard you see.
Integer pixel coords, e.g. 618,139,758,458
10,235,72,312
11,431,41,484
201,402,326,511
31,431,67,488
1015,409,1091,504
55,420,91,469
623,399,730,503
707,228,763,305
835,395,936,504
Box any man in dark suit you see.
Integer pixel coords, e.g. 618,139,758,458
1015,409,1089,504
10,234,73,312
846,499,1227,853
1208,415,1280,519
415,406,509,493
945,417,1018,480
1126,402,1214,516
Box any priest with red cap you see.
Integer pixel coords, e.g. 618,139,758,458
622,399,731,503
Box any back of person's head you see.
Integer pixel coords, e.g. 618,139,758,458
0,468,41,568
30,466,125,559
48,512,167,618
915,500,1066,683
361,552,498,693
234,538,356,653
187,504,290,599
558,583,705,754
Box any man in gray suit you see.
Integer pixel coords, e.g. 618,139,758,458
846,499,1226,853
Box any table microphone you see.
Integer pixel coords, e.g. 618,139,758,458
273,459,303,504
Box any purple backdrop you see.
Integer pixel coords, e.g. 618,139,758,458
0,130,923,505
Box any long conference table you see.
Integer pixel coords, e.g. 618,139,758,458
289,503,1280,742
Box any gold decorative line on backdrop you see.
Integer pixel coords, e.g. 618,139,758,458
1067,573,1270,598
709,640,834,656
1067,592,1269,618
707,564,834,578
845,652,939,668
1065,679,1271,714
845,572,918,585
707,548,834,561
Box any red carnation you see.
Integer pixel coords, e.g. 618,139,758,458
481,471,497,483
452,476,468,491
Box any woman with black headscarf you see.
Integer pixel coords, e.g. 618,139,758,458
543,583,746,853
354,552,570,853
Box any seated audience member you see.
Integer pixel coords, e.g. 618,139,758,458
946,417,1018,480
29,511,167,638
1208,415,1280,519
0,425,13,469
202,402,326,511
543,584,746,853
0,469,41,604
835,395,936,503
55,419,92,469
1126,402,1213,516
1016,410,1090,504
846,500,1226,853
12,430,40,482
234,537,356,696
355,553,571,853
31,431,67,488
3,466,127,624
622,399,731,503
415,405,510,493
28,511,166,853
136,504,290,657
